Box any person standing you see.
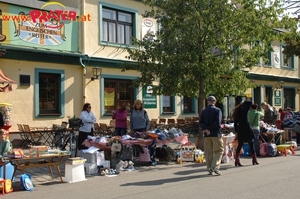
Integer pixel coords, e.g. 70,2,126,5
232,100,259,166
199,96,223,176
248,103,264,156
112,102,128,136
130,100,150,132
78,103,96,150
261,102,274,125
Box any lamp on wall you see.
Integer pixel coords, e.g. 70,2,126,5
91,67,102,81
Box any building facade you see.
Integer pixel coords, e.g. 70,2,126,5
0,0,299,131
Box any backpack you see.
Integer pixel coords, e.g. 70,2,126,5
259,143,268,157
267,143,278,157
272,107,278,120
119,144,133,161
20,173,34,191
138,146,151,162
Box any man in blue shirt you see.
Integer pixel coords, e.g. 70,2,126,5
199,96,223,176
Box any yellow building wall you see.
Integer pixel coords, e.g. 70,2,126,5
84,0,151,59
0,59,84,131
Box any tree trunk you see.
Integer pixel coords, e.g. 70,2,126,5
196,76,205,150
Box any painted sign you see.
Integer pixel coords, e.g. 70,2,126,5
141,18,156,40
273,46,280,68
0,2,89,51
142,86,157,108
14,19,66,46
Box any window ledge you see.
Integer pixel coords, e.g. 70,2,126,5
161,112,176,115
37,113,62,117
263,65,272,68
100,41,136,49
281,67,295,71
182,112,196,114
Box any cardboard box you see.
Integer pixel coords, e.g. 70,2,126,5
66,157,86,165
84,163,98,174
99,160,110,168
78,151,98,164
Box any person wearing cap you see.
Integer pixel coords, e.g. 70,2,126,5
232,100,259,166
260,102,275,125
199,96,223,176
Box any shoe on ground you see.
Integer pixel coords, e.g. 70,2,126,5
212,168,221,176
208,168,213,175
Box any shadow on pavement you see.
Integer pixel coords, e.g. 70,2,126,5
119,174,208,187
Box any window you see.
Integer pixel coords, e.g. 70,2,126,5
265,86,273,106
35,69,64,117
265,47,272,66
162,95,175,113
182,96,195,113
104,79,134,114
283,88,295,110
281,45,294,69
39,73,60,114
102,7,133,45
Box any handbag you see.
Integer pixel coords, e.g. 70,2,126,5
111,140,122,152
139,147,151,162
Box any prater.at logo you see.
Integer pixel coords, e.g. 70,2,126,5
0,2,92,46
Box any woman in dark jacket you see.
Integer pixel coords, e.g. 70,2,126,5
232,100,259,166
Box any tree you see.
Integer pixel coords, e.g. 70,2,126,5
125,0,296,150
283,31,300,59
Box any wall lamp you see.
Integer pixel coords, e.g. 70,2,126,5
91,67,102,81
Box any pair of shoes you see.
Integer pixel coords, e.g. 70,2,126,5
211,168,221,176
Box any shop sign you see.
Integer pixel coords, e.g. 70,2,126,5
1,2,91,46
142,86,157,108
274,90,281,106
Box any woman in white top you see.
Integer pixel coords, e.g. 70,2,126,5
78,103,96,150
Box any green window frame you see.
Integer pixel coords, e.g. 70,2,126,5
182,96,196,114
160,95,176,115
281,45,294,69
99,2,138,47
101,74,138,116
34,68,65,117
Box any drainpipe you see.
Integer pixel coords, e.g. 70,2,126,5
80,0,86,105
81,0,86,54
80,57,86,105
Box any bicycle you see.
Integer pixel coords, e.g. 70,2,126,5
52,119,83,157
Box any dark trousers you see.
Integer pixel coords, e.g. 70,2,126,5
77,129,94,150
114,128,127,136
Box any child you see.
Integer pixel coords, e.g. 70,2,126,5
0,129,12,156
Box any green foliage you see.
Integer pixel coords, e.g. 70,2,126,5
283,30,300,61
125,0,296,109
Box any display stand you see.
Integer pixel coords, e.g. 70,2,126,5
63,163,86,183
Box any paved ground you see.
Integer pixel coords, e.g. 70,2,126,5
7,133,300,199
5,149,300,199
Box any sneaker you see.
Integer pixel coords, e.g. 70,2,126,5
208,168,213,175
212,168,221,176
